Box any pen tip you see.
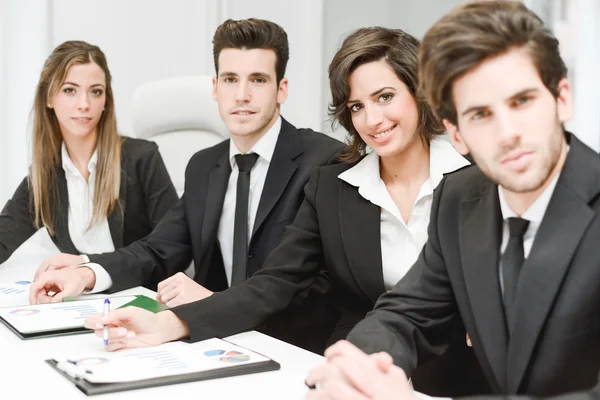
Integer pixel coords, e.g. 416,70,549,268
104,339,108,346
104,298,110,304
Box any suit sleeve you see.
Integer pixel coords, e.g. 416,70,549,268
0,177,38,264
137,142,179,228
347,176,463,377
464,377,600,400
87,193,193,292
170,167,327,342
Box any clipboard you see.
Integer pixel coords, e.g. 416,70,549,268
0,295,167,340
45,340,281,396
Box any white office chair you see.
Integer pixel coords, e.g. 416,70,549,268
132,75,229,196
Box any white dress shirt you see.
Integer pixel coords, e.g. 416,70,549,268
338,138,470,290
87,116,282,292
218,116,281,286
62,143,115,255
497,173,560,292
62,143,115,293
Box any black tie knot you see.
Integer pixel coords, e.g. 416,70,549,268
507,217,529,238
235,153,259,172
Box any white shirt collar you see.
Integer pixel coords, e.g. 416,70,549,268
498,174,560,232
228,115,282,168
338,137,470,191
61,142,98,176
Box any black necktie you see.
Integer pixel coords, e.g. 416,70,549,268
231,153,259,286
502,217,530,330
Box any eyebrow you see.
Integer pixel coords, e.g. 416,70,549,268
62,82,105,88
219,72,272,79
459,87,540,117
347,86,395,105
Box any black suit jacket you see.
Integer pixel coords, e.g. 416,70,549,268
88,117,345,351
169,159,489,395
0,137,178,264
347,133,600,399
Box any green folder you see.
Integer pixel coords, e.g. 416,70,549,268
119,295,169,313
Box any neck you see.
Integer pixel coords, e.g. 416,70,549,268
232,111,279,154
63,132,97,180
379,137,430,186
503,139,567,216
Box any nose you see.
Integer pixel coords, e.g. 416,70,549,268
77,93,90,111
365,104,384,130
234,81,251,103
495,109,521,147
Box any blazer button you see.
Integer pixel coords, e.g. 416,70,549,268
248,254,253,258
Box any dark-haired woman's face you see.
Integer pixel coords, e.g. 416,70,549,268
347,60,420,159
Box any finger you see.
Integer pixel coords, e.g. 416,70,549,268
28,279,47,304
306,363,342,388
34,263,50,281
324,340,366,362
370,352,394,371
318,379,370,400
105,341,127,352
93,326,128,339
165,295,184,308
156,275,177,293
332,356,380,396
157,283,179,304
84,314,105,329
97,306,143,327
51,291,66,303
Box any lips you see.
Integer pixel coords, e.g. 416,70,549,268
231,110,256,116
369,124,396,141
501,150,534,171
72,117,92,124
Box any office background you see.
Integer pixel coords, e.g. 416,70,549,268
0,0,599,209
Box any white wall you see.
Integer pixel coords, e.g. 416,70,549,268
1,0,600,207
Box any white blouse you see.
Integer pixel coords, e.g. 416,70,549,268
338,138,470,290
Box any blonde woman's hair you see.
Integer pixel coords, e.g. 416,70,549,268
30,40,121,236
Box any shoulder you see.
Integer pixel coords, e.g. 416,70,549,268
120,136,160,160
186,138,229,169
281,118,347,154
439,164,493,201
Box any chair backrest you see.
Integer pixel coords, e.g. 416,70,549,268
132,75,229,195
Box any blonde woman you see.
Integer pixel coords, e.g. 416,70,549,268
0,41,177,280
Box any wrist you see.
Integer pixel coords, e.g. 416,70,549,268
76,267,96,290
157,310,190,343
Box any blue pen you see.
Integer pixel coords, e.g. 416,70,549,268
103,298,110,345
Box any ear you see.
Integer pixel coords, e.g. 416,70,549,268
277,78,289,105
212,76,218,102
444,119,470,156
555,77,573,123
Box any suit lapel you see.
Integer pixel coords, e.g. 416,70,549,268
54,168,79,254
201,150,231,245
338,181,385,303
106,170,128,249
460,182,508,391
507,136,600,392
251,119,300,238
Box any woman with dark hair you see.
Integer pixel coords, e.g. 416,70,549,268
0,41,178,279
86,27,488,396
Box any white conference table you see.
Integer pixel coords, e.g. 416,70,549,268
0,240,324,399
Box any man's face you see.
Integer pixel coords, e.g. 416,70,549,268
213,48,288,141
445,47,572,193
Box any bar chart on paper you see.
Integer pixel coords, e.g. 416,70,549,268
0,281,31,308
0,296,136,334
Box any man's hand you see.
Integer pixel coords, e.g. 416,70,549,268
156,272,214,307
29,267,96,304
34,253,86,281
84,307,190,351
305,340,415,400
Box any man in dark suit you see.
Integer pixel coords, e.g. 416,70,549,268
30,18,344,352
305,1,600,399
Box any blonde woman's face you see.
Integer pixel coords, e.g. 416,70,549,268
50,62,106,142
